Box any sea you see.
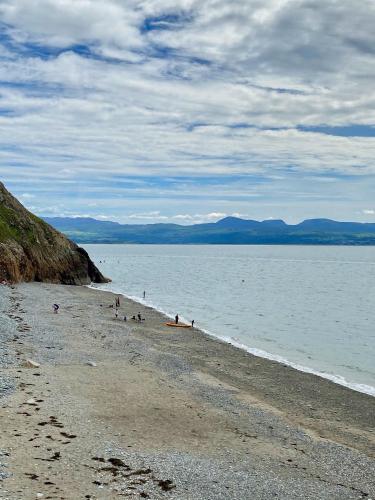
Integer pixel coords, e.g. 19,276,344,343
84,244,375,397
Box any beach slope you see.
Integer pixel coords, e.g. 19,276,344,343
0,283,374,499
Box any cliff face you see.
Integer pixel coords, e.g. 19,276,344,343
0,182,109,285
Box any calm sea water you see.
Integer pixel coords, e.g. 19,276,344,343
84,244,375,396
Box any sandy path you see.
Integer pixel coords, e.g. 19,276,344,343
0,283,374,499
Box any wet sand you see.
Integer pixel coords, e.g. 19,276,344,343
0,282,374,499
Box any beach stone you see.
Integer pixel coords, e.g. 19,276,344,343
23,359,40,368
86,361,97,367
26,398,36,405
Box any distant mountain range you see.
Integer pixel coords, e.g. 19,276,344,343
42,216,375,245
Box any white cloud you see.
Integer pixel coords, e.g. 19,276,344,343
0,0,143,50
231,212,249,218
0,0,374,221
172,214,194,221
124,211,229,224
205,212,227,220
127,211,169,220
19,192,35,199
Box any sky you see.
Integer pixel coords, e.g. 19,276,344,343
0,0,374,225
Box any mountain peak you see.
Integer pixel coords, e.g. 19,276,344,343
216,216,259,226
261,219,287,226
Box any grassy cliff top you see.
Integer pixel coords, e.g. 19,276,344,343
0,182,108,284
0,182,55,245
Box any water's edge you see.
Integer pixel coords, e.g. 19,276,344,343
88,283,375,398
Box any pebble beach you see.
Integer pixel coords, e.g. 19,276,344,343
0,282,374,499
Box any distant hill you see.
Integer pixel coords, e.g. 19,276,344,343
0,183,109,284
43,216,375,245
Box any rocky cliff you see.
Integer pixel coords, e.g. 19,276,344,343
0,182,109,285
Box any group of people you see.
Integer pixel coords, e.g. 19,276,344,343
114,295,197,327
52,293,196,328
112,295,195,328
132,313,145,322
114,296,145,322
175,314,195,327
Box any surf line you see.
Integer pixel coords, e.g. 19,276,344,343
87,284,375,398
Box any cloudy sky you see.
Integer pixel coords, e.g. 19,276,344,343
0,0,374,224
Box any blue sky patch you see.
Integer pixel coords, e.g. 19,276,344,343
299,125,375,137
141,13,192,34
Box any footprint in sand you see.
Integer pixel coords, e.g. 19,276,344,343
60,432,76,439
25,473,39,480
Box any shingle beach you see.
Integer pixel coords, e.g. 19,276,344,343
0,283,374,499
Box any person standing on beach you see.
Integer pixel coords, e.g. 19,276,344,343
191,320,195,328
175,314,179,324
115,296,120,308
53,304,59,314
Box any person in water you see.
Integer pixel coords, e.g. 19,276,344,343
175,314,179,324
143,291,146,299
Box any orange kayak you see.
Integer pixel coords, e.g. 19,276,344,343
165,322,192,328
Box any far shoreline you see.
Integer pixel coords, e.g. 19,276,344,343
81,242,375,247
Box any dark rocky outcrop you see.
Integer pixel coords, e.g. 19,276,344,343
0,182,109,285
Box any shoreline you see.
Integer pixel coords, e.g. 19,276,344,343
89,283,375,398
0,282,374,499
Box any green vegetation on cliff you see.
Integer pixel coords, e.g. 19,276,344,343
0,182,108,284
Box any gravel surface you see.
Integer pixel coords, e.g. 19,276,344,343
91,443,373,500
0,282,374,499
0,450,11,482
0,287,16,397
0,287,15,487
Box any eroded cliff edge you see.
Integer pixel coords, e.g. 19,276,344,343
0,182,108,285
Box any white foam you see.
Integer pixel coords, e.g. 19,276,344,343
210,334,375,397
87,283,375,398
